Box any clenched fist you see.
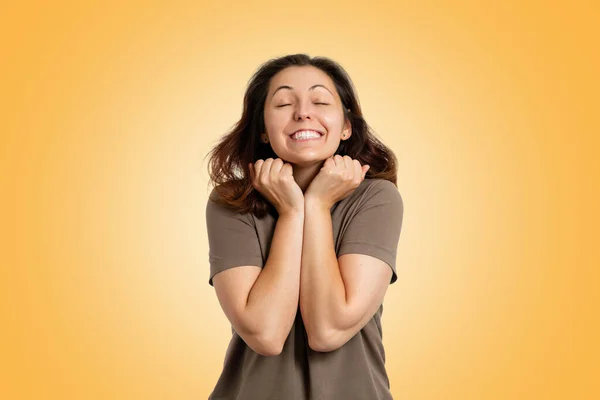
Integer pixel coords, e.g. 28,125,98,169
304,155,370,210
249,158,304,216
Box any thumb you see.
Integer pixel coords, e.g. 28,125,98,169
362,164,370,178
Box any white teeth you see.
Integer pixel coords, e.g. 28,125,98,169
291,130,322,140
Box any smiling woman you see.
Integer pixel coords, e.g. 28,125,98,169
260,66,350,182
204,53,404,400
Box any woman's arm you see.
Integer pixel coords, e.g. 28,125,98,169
213,209,304,356
299,199,392,353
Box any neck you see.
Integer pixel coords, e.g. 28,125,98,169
292,160,325,193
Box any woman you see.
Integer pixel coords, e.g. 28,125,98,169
205,53,404,400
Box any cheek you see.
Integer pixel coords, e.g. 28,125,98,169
320,110,344,129
263,111,284,131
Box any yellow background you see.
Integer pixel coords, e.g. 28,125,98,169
1,1,598,398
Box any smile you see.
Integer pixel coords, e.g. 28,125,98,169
289,130,324,141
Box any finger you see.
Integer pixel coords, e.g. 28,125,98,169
271,158,284,180
281,162,293,177
333,154,344,167
362,164,370,179
352,159,362,182
250,161,258,181
323,157,335,170
254,159,264,182
260,158,273,182
343,156,354,179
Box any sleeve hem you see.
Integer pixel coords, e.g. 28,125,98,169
337,243,398,284
208,256,264,286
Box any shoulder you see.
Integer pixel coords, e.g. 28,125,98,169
206,187,225,212
362,178,398,192
354,178,402,204
207,186,223,204
206,186,254,225
334,178,402,214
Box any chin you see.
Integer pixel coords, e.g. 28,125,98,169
279,158,319,168
272,146,337,165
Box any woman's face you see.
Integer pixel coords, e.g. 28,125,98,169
262,66,351,166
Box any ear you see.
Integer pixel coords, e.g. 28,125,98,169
342,120,352,140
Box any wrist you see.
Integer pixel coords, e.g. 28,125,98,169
304,195,331,213
278,206,305,218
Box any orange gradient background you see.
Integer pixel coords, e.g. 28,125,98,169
1,1,598,399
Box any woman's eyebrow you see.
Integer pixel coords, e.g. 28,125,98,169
271,84,333,97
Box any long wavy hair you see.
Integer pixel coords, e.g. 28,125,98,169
205,53,398,218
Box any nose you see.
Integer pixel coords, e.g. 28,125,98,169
294,103,311,120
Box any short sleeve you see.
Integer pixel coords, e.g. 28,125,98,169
205,190,264,286
338,180,404,284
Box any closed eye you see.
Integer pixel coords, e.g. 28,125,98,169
276,103,330,107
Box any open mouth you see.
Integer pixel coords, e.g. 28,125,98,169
289,129,324,141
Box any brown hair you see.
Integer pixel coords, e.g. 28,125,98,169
205,53,398,218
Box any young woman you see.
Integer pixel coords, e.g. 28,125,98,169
205,53,404,400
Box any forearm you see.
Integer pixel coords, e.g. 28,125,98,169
300,198,348,348
245,210,304,349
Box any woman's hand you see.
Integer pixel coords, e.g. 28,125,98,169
304,155,370,210
249,158,304,216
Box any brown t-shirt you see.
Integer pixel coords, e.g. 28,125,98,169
206,178,404,400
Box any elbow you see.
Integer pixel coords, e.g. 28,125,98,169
249,332,285,357
307,329,342,353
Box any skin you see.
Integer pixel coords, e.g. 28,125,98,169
259,65,360,194
246,65,392,352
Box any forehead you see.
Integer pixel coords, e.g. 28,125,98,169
268,66,336,95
